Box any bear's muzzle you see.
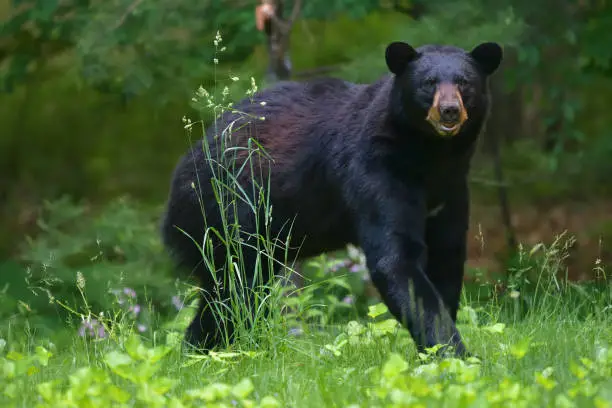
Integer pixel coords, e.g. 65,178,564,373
426,83,468,137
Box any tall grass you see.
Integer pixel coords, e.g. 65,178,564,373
0,245,610,407
175,31,300,352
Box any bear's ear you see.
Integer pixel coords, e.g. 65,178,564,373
385,42,418,76
470,42,503,76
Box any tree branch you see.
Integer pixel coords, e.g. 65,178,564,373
266,0,302,34
111,0,144,31
287,0,302,27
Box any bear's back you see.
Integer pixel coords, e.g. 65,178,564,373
195,77,379,180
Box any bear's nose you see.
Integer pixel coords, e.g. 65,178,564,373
439,103,461,123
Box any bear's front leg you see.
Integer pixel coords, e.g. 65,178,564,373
425,180,469,323
353,178,468,357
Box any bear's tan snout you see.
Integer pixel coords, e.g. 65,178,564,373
426,83,468,137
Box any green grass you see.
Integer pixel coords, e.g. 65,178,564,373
0,277,610,407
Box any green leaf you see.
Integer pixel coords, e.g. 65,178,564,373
26,365,40,376
36,382,55,402
3,383,17,399
346,320,366,337
167,397,188,408
231,377,255,399
108,385,131,403
483,323,506,334
509,336,532,360
6,351,24,361
151,376,178,394
2,360,16,379
125,335,147,361
382,353,408,380
260,396,281,408
371,319,400,337
186,383,231,402
104,351,132,368
535,371,557,390
35,346,52,366
367,303,389,319
165,331,182,347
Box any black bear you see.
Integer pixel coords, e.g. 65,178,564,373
161,41,503,357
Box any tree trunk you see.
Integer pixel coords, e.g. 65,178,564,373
257,0,302,83
480,47,521,254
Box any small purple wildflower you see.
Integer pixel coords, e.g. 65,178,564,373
288,327,303,337
123,287,137,298
329,259,350,273
137,324,147,333
171,295,184,311
129,304,141,316
349,264,362,273
342,295,354,305
78,318,107,339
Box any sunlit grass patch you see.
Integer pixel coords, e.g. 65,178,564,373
0,284,610,408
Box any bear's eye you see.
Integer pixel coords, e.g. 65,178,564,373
456,77,469,88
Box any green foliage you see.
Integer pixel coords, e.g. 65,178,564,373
340,1,526,82
1,332,283,407
284,245,372,326
485,0,612,166
301,0,380,19
580,7,612,76
1,0,407,97
0,196,180,338
0,289,610,407
371,348,612,407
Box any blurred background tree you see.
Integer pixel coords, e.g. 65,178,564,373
1,0,612,333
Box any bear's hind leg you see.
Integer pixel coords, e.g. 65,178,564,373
183,243,277,352
184,287,235,351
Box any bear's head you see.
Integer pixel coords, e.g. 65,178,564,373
385,41,503,138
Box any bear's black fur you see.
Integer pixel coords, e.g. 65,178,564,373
161,41,503,357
